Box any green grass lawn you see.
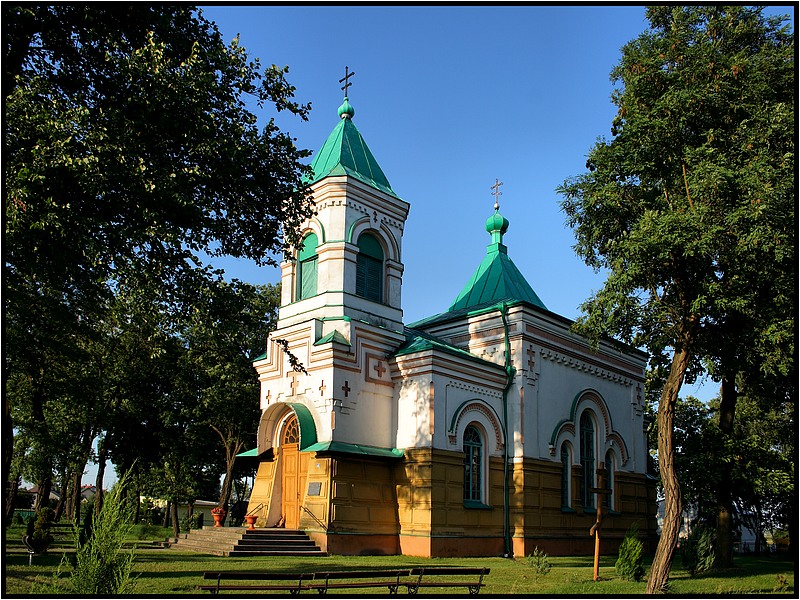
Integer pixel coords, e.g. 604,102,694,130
3,525,794,595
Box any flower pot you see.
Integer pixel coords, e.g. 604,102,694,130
244,515,257,530
212,511,226,527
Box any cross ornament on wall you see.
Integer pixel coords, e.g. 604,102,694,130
373,361,386,378
287,372,299,396
339,66,355,95
526,346,536,371
341,381,351,398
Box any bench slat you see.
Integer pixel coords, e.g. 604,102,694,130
203,572,311,581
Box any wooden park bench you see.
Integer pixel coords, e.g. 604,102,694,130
199,567,490,595
199,571,313,595
306,569,411,595
405,566,490,595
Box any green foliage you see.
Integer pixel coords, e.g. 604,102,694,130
681,524,716,577
523,546,552,578
51,475,137,595
179,512,203,532
615,522,645,582
4,4,312,524
557,5,794,590
23,507,53,553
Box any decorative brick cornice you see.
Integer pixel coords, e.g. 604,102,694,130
540,348,633,386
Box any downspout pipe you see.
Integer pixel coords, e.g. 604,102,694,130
499,303,516,558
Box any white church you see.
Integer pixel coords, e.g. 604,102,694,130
246,89,657,557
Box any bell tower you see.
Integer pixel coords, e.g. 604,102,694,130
276,90,409,333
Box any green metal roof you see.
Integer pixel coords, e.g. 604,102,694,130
302,440,404,459
448,210,546,312
314,330,351,346
392,327,505,372
304,97,397,198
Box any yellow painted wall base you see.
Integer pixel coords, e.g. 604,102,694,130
245,450,657,557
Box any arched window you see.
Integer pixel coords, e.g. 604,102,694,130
355,233,383,303
463,424,483,502
580,411,595,509
561,443,572,509
296,233,318,301
281,414,300,445
604,450,615,512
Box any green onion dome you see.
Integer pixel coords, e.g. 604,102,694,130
485,210,509,235
338,97,355,119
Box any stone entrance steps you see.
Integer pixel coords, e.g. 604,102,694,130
166,526,325,557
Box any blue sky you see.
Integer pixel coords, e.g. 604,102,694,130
87,5,794,487
202,4,783,400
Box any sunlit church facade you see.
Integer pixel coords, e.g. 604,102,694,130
245,92,657,557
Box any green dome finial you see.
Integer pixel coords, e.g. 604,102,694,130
486,178,508,242
338,97,355,119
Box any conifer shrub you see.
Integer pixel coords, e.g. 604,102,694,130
615,522,645,582
524,546,552,577
681,524,716,577
44,473,137,595
23,507,53,553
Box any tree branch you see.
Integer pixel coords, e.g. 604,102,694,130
682,163,694,209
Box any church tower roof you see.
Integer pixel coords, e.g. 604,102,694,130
305,96,398,198
448,186,547,312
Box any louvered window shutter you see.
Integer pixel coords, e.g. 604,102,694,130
296,233,318,300
299,256,317,299
356,233,383,303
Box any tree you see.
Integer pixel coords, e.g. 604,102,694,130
179,278,280,514
557,6,793,592
4,4,314,510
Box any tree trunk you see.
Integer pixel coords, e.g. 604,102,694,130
69,469,82,525
94,436,108,517
171,500,180,538
34,475,52,512
52,470,69,521
2,389,14,524
5,474,20,524
162,501,170,528
714,374,737,568
646,342,694,594
219,456,236,513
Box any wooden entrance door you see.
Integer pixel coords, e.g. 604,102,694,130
281,415,308,529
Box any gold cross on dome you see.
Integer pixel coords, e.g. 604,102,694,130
491,178,503,211
339,66,356,95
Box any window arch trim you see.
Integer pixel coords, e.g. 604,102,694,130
448,399,504,455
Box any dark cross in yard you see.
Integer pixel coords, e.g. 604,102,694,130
490,178,503,211
589,462,612,581
339,66,355,96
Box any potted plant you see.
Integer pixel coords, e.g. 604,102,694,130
244,514,258,530
211,506,226,527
